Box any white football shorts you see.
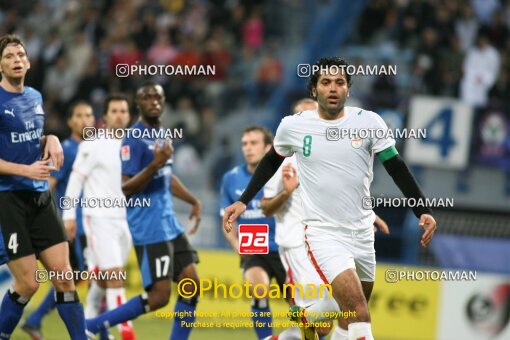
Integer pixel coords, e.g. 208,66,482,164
83,215,132,271
304,224,375,283
280,243,329,307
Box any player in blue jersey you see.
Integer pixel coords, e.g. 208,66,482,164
86,81,202,340
22,101,98,340
0,34,88,339
220,126,286,340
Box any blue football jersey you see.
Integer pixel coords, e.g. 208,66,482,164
220,164,278,252
121,120,184,245
0,86,47,191
52,137,84,235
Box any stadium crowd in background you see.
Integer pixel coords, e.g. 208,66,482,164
355,0,510,110
0,0,289,157
1,0,509,184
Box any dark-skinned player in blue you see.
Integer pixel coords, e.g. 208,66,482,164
86,81,202,340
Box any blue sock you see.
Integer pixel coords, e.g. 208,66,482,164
97,297,111,340
86,294,147,334
26,287,56,328
55,291,87,340
99,328,111,340
251,299,272,339
170,299,196,340
0,289,29,339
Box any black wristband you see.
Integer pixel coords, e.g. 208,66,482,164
239,147,285,205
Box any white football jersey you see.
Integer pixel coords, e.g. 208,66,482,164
264,155,304,248
273,107,395,230
63,136,126,219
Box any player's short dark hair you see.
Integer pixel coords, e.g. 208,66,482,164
242,126,274,146
67,100,92,120
306,57,352,97
136,80,163,97
103,93,129,115
0,34,26,60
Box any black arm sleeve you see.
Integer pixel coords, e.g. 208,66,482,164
382,154,432,218
239,147,285,205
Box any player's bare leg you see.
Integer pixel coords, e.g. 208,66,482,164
38,242,87,339
330,269,372,340
245,266,270,297
39,242,76,291
7,255,40,297
176,263,200,290
334,281,373,340
146,279,171,310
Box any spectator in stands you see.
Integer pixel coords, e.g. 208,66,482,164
398,14,420,49
242,8,264,50
132,10,157,52
471,0,500,25
72,58,107,104
486,12,510,49
460,31,501,107
203,37,232,110
20,27,42,61
225,46,257,110
253,49,282,105
434,7,455,48
170,37,201,81
439,36,464,97
358,0,389,44
161,97,201,151
67,30,93,78
146,31,178,65
44,54,79,108
505,0,510,28
413,27,442,95
180,0,208,41
40,28,64,67
210,136,234,191
108,39,141,74
456,3,479,51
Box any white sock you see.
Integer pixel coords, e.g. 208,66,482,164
331,325,349,340
85,281,105,318
106,287,133,329
277,326,301,339
303,296,341,322
348,322,373,340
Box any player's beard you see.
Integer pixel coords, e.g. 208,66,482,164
325,104,344,116
319,99,345,118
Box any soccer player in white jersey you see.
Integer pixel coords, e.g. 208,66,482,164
262,98,390,340
223,57,437,340
62,94,135,340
